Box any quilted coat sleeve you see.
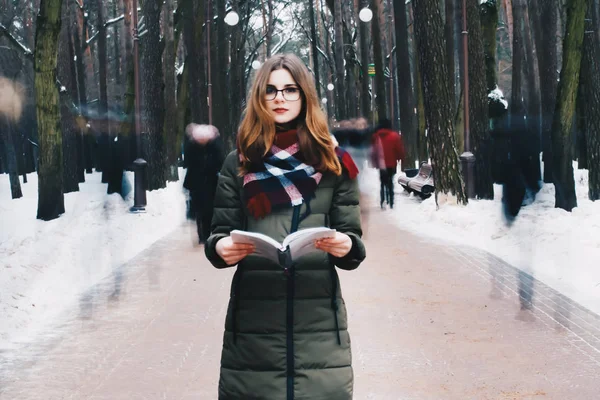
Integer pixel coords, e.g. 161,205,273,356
329,172,367,270
204,151,245,269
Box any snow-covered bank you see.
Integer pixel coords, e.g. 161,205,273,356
0,170,187,350
359,162,600,315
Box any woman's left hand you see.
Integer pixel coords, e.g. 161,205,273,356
315,232,352,258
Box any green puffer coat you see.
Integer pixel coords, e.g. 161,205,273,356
205,151,366,400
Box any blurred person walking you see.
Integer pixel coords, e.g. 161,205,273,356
370,118,405,209
183,124,224,244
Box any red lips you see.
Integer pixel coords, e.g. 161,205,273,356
273,108,288,114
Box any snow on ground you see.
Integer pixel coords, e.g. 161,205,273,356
0,170,187,350
1,152,599,351
355,153,600,316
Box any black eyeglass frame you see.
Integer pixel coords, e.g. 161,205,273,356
265,86,303,101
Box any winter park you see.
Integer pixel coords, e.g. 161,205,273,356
1,0,600,399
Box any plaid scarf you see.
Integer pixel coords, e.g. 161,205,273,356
243,141,323,219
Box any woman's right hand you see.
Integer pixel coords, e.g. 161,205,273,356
215,236,255,266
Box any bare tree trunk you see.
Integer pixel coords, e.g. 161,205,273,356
35,0,65,220
141,0,166,190
582,0,600,199
394,0,416,167
163,0,178,181
551,0,586,211
359,0,371,120
538,0,559,182
467,0,493,199
481,0,499,92
309,0,321,98
511,0,526,130
413,0,467,204
445,0,456,100
1,116,23,199
58,1,80,194
523,1,541,139
0,49,24,199
333,0,347,120
503,0,514,45
372,0,388,119
97,0,110,183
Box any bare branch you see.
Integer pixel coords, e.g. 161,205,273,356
105,14,124,27
86,30,99,46
0,22,33,60
74,0,84,10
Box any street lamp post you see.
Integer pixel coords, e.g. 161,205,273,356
130,0,147,213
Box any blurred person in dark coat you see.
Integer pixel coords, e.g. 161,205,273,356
370,118,405,209
183,124,224,243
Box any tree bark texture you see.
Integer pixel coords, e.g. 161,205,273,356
35,0,65,220
359,0,371,120
394,0,417,167
580,0,600,200
163,0,179,182
57,2,80,194
445,0,456,100
333,0,347,120
372,0,388,119
467,0,494,199
550,0,586,211
0,49,24,199
511,0,526,129
537,0,559,182
413,0,467,204
96,0,110,183
480,0,498,92
141,0,166,191
309,0,321,98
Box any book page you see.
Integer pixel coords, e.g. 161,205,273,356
284,228,336,260
230,230,282,262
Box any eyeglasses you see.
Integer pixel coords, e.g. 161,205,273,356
265,86,302,101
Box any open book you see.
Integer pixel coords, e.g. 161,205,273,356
230,227,336,266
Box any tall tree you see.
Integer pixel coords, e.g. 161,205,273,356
445,0,456,100
551,0,586,211
163,0,178,181
372,0,387,119
308,0,321,98
35,0,65,220
0,62,24,199
140,0,166,190
413,0,467,205
359,0,371,119
96,0,110,182
333,0,347,120
581,0,600,199
467,0,493,199
0,47,24,199
534,0,559,182
480,0,498,92
57,1,80,194
393,0,416,166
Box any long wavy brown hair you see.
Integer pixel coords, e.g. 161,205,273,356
237,53,342,176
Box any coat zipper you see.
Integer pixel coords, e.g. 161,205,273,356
286,204,301,400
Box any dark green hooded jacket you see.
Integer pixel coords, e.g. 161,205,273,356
205,151,366,400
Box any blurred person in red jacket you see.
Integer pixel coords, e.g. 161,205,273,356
370,118,405,209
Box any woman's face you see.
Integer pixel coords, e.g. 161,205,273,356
265,69,303,125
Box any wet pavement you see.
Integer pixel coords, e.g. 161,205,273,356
1,202,599,399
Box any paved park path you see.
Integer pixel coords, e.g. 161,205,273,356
1,202,600,399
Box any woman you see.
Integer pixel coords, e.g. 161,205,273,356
205,53,366,400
